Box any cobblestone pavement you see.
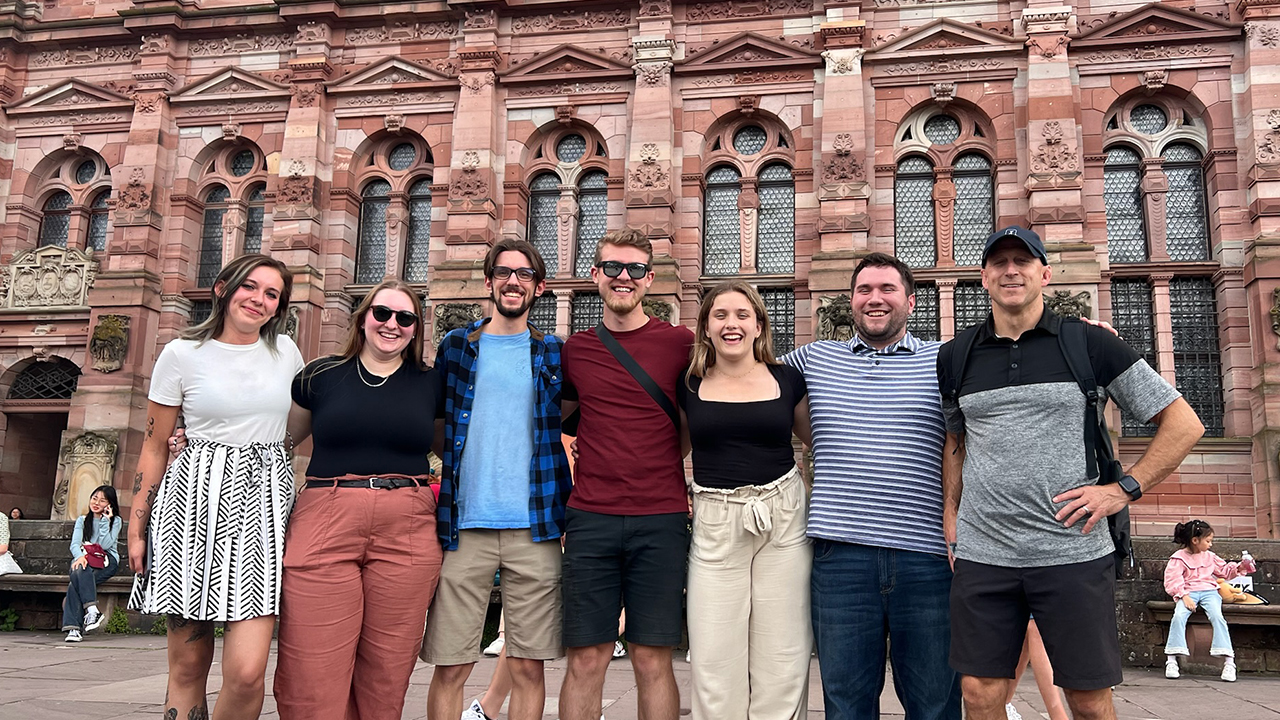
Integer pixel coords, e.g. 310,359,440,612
1,632,1278,719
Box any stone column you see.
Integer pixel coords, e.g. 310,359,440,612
556,184,579,276
1140,157,1170,262
1149,273,1176,388
938,278,957,342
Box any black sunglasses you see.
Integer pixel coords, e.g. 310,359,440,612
595,261,651,279
370,305,417,328
492,266,538,282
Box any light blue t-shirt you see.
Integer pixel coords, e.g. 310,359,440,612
458,330,535,529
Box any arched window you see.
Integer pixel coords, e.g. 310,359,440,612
197,185,230,287
952,154,993,266
404,179,433,283
1162,143,1209,262
703,166,742,276
757,163,795,274
528,173,561,277
243,184,266,255
86,190,111,252
356,180,391,284
7,359,81,401
894,157,936,268
38,191,72,248
1104,146,1146,263
575,171,608,277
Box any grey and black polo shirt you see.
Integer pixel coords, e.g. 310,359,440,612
937,306,1181,569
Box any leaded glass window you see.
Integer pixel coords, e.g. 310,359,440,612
75,161,97,185
388,143,416,171
758,164,794,274
1170,277,1224,437
6,359,80,400
1110,279,1158,436
243,184,266,255
924,115,961,145
1104,146,1147,263
760,287,795,355
355,180,390,284
571,292,603,334
230,150,255,177
953,154,993,266
953,281,989,333
529,290,558,334
732,126,767,155
895,157,936,268
39,191,72,248
189,300,212,327
556,134,586,163
703,166,742,276
86,191,110,252
197,185,230,287
1130,105,1168,135
1163,144,1210,262
575,171,608,277
405,179,432,283
528,173,561,277
908,283,940,342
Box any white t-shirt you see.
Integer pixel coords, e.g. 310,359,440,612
149,335,305,446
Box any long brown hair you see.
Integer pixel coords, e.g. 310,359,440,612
686,280,779,385
339,279,427,369
179,253,293,353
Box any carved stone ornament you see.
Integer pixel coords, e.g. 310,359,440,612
55,431,118,521
1256,133,1280,165
738,95,759,116
932,82,956,106
1029,121,1079,179
90,314,130,373
292,83,322,108
115,168,152,223
464,9,497,29
140,34,170,54
433,302,483,345
1246,21,1280,48
816,294,855,342
0,245,99,309
460,72,496,95
295,22,330,44
629,143,670,191
639,142,660,164
633,61,672,87
1271,287,1280,350
1026,35,1069,59
134,91,164,114
384,114,405,133
1043,289,1091,319
1142,69,1168,95
822,50,864,76
278,178,313,207
642,297,672,323
1020,8,1075,35
62,133,82,152
833,133,854,155
451,151,489,200
639,1,672,17
284,305,300,341
222,122,242,143
687,0,811,21
556,105,575,125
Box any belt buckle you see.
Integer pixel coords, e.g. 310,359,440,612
369,477,390,490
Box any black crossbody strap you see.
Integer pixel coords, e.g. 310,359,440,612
596,322,679,428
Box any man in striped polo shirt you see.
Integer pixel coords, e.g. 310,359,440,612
784,252,960,720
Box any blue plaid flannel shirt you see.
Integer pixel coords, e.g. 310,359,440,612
435,318,572,550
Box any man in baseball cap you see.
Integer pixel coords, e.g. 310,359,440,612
980,226,1048,266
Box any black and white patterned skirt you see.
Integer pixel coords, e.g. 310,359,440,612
130,439,295,621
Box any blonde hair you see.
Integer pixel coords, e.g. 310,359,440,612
686,280,779,385
593,227,653,265
180,253,293,353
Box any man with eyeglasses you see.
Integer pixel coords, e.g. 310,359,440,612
558,228,694,720
424,238,574,720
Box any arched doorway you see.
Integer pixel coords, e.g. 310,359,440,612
0,359,80,519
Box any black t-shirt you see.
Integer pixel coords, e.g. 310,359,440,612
292,357,442,478
678,363,807,489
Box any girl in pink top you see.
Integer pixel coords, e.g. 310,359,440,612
1162,519,1256,682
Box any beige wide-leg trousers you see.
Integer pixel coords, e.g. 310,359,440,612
687,466,812,720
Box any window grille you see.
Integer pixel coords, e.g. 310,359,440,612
703,166,742,276
1163,144,1210,262
39,191,72,248
86,191,110,252
528,173,561,277
924,115,961,145
732,126,767,155
529,291,558,334
1104,147,1147,263
405,179,432,283
907,283,940,342
75,161,97,185
571,292,603,334
230,150,255,177
895,157,936,268
1130,105,1168,135
6,360,81,401
575,172,608,277
952,281,989,334
953,154,993,266
760,287,795,355
758,164,795,274
1110,279,1158,436
556,135,587,163
243,185,266,255
388,143,416,171
355,180,391,284
1169,277,1224,437
197,185,231,287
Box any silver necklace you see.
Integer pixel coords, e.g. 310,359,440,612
356,358,395,388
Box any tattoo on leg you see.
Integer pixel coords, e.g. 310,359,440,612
165,709,177,720
187,704,209,720
166,614,191,631
186,621,211,644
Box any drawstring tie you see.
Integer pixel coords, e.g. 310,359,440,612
741,495,774,536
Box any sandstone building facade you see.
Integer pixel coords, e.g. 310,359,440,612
0,0,1273,539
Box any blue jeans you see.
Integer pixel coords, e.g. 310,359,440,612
62,555,119,630
1165,589,1234,657
811,540,961,720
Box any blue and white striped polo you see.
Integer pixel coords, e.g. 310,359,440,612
784,332,947,557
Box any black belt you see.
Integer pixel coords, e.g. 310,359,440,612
305,477,432,490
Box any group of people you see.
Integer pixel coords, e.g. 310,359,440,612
114,222,1216,720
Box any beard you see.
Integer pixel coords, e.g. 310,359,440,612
853,306,910,344
493,287,536,319
603,286,643,314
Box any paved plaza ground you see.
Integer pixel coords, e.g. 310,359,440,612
0,631,1277,719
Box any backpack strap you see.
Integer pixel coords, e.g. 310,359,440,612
1056,318,1112,481
942,323,984,411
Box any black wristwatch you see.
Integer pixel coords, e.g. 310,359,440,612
1118,474,1143,501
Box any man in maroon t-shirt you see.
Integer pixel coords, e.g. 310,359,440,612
559,228,693,720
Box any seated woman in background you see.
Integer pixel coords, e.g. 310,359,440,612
62,485,121,642
0,511,21,576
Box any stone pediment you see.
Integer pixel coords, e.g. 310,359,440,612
5,80,133,115
500,45,633,83
328,56,457,90
677,32,818,73
170,67,292,102
868,19,1021,57
0,245,99,310
1074,3,1242,46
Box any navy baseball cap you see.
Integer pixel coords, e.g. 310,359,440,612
980,226,1048,266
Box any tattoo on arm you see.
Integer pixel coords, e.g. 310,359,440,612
145,416,155,440
132,472,142,494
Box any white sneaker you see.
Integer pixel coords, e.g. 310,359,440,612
1165,656,1180,679
64,629,82,643
613,640,627,658
685,649,691,663
482,635,504,657
1222,659,1237,682
461,698,488,720
1005,703,1023,720
82,607,103,632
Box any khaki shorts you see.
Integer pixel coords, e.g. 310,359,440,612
421,528,563,665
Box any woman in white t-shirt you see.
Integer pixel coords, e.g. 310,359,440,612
127,253,304,720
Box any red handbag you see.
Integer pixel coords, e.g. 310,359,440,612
82,543,107,569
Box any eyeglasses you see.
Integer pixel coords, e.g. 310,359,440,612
595,261,651,279
492,266,538,282
370,305,417,328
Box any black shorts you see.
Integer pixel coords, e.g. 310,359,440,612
949,554,1121,690
561,508,689,648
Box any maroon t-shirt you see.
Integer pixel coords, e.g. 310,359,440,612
562,316,694,515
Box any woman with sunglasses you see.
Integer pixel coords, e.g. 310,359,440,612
678,280,812,720
272,278,444,720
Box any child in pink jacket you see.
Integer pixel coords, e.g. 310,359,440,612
1163,519,1256,682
